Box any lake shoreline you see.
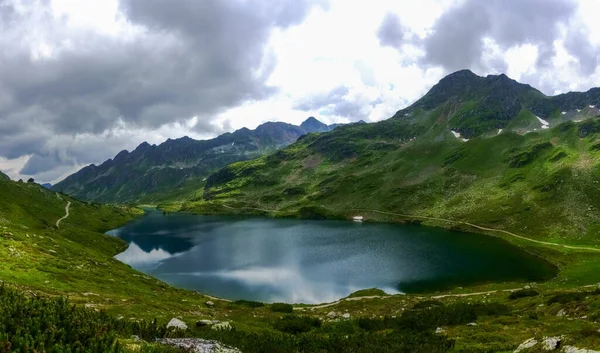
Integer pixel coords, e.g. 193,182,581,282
110,207,560,304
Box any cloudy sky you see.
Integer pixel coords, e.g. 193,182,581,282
1,0,599,183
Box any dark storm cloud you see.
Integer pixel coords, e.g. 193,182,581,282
419,0,578,72
0,0,326,178
377,13,405,49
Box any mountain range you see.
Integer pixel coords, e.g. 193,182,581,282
52,117,353,203
178,70,600,246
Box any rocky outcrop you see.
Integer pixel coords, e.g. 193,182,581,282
157,338,241,353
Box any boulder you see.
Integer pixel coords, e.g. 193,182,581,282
557,309,567,317
342,313,351,319
327,311,337,319
206,301,215,307
563,346,600,353
514,338,537,352
167,318,188,330
542,336,561,350
467,322,477,326
196,320,213,327
158,338,241,353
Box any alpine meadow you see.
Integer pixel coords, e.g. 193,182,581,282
2,1,600,352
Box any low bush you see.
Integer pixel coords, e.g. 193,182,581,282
271,303,294,313
508,289,539,300
273,315,321,334
547,292,586,305
412,300,445,309
231,300,265,308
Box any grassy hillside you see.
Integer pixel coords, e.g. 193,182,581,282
189,118,600,242
3,155,600,351
177,116,600,290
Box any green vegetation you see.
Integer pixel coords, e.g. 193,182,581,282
271,303,294,313
347,288,388,298
508,289,539,300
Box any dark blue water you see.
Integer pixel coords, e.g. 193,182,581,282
107,211,555,304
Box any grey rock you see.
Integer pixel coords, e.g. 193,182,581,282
196,320,214,327
167,318,188,330
158,338,241,353
514,338,537,352
327,311,337,319
542,336,561,350
557,309,567,317
342,313,351,319
467,322,477,326
563,346,600,353
206,301,215,307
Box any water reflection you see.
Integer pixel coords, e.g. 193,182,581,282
108,211,556,304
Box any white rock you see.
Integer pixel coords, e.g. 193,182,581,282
158,338,241,353
342,313,351,319
514,338,538,352
167,318,188,331
435,327,445,334
563,346,600,353
542,336,561,350
467,322,477,326
557,309,567,317
205,301,215,307
327,311,337,319
196,320,213,326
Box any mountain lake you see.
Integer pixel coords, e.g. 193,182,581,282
107,211,556,304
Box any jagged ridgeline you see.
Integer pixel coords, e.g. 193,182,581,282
194,70,600,245
52,118,355,204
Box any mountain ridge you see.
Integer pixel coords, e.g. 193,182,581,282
185,70,600,250
52,117,347,203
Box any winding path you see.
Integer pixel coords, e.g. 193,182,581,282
350,208,600,253
217,203,600,253
56,201,71,228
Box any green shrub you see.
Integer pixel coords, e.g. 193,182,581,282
547,292,586,305
271,303,294,313
358,302,509,332
412,300,445,309
273,315,321,334
232,300,265,308
508,289,539,300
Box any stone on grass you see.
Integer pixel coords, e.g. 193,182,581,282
342,313,351,319
563,346,600,353
557,309,567,317
514,338,537,352
206,301,215,307
327,311,337,319
167,318,188,330
196,320,213,327
467,322,477,326
158,338,241,353
542,336,561,350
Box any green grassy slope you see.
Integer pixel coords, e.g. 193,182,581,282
191,118,600,244
4,156,600,351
